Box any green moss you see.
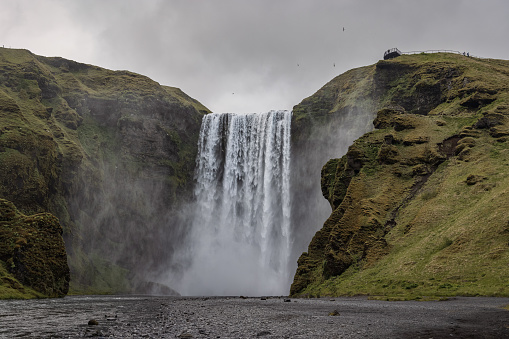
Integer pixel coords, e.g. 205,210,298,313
0,199,69,299
296,132,509,298
0,262,44,299
292,53,509,298
292,65,376,128
77,115,121,163
68,252,130,295
0,47,210,295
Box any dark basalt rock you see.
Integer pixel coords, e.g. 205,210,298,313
373,107,405,129
474,113,506,129
465,174,487,185
377,144,400,164
460,92,496,109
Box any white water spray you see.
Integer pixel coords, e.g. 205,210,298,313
178,110,292,296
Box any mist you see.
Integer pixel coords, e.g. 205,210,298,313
158,104,375,296
165,111,292,296
2,0,509,299
288,105,376,274
56,64,377,297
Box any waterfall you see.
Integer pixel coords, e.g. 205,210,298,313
178,110,292,296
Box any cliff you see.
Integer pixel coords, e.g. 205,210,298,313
0,199,69,298
3,47,508,299
289,64,376,264
291,53,509,298
0,48,209,297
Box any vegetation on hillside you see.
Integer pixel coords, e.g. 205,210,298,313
0,48,209,297
2,47,508,300
291,53,509,299
0,198,69,298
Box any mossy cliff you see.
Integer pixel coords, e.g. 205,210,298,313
0,198,69,298
291,53,509,298
0,48,209,297
289,64,377,262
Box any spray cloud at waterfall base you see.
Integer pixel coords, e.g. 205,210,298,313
174,110,292,296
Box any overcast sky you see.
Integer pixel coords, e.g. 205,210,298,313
1,0,508,113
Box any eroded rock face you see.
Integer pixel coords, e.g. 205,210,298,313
0,48,209,295
291,53,509,297
0,199,69,297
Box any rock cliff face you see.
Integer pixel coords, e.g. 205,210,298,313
291,53,509,298
0,198,69,298
0,48,209,296
3,47,508,299
289,66,376,267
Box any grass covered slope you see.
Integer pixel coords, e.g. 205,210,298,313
291,53,509,298
0,47,209,297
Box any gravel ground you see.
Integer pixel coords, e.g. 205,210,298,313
0,295,508,338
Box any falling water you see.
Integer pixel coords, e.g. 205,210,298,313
178,110,292,296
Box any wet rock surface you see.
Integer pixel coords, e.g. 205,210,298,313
0,296,508,338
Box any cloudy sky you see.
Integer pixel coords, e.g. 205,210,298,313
1,0,508,113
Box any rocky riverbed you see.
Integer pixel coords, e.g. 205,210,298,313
0,295,508,338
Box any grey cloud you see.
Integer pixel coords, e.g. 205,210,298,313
0,0,508,113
